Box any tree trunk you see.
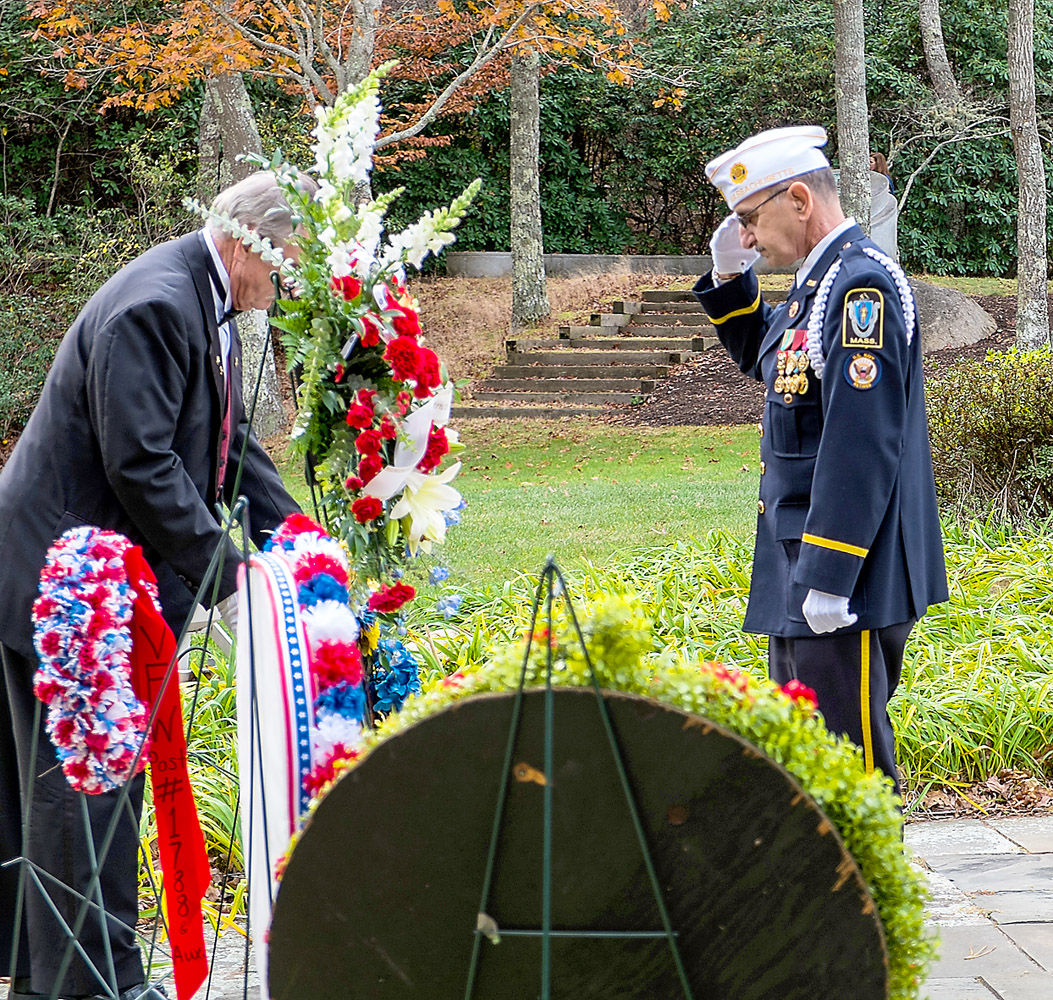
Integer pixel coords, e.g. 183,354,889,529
509,48,549,332
832,0,871,233
919,0,962,105
1008,0,1050,348
198,73,288,436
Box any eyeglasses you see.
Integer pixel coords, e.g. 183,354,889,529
735,186,791,229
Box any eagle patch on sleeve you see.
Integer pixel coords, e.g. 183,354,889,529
842,288,884,349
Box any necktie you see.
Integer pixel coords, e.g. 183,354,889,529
216,316,235,500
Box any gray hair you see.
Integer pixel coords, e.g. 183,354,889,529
208,169,319,244
795,167,839,203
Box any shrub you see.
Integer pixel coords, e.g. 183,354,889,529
927,347,1053,520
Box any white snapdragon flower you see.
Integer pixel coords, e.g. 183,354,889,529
382,210,457,270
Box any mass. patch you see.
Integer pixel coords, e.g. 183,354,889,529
841,288,884,349
844,352,881,390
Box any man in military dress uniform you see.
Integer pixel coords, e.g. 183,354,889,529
693,126,947,792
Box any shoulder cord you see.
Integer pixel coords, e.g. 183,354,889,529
805,246,917,378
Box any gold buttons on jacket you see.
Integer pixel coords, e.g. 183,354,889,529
757,422,764,437
760,461,766,475
757,500,766,514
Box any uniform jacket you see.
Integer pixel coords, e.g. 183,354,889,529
0,231,298,658
693,224,948,637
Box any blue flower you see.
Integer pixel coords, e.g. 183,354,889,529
298,573,348,607
369,637,421,714
315,680,367,721
428,566,450,585
436,594,463,620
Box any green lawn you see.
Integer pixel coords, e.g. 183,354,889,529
277,420,761,588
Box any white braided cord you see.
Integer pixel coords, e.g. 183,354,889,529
861,246,916,346
805,259,841,379
804,245,917,379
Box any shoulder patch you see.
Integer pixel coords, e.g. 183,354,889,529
844,351,882,390
842,289,884,349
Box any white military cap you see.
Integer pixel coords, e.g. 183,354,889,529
706,126,830,209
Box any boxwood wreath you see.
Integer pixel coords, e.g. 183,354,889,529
290,593,935,1000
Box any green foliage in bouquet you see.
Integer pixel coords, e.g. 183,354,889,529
341,593,935,1000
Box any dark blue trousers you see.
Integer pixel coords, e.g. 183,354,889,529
768,621,915,794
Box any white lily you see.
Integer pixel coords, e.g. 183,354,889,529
388,462,463,555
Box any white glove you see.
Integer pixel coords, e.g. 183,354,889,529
216,592,239,632
802,589,858,634
709,214,761,276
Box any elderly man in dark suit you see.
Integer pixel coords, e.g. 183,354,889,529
0,170,311,1000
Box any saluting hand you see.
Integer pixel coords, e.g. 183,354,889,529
709,214,761,277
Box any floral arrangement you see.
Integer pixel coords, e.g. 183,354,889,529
186,63,475,614
265,512,423,798
31,526,151,794
300,593,934,1000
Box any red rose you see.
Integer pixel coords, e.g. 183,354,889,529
367,582,416,613
355,429,382,455
358,453,383,484
781,679,819,710
345,403,374,429
330,274,362,301
351,496,384,523
384,335,422,383
416,425,450,473
391,302,422,338
360,313,384,348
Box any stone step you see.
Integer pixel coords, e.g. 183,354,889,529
452,404,610,419
508,350,685,365
513,337,697,352
493,363,668,379
589,312,633,328
472,389,642,404
626,313,713,327
639,301,706,314
641,289,696,302
478,377,653,393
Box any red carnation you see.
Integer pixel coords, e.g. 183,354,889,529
417,425,450,473
283,513,327,537
344,475,364,492
781,679,819,710
367,582,416,613
334,363,345,383
360,313,384,348
345,403,374,429
351,496,384,523
378,415,397,439
391,302,422,338
355,429,382,455
358,453,383,484
311,639,364,688
293,553,348,586
384,335,422,383
415,347,442,397
330,274,362,301
396,391,412,416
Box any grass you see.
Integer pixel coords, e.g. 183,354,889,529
275,419,761,589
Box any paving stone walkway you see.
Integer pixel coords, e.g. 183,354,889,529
4,814,1050,999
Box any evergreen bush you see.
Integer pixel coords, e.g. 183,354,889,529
927,347,1053,519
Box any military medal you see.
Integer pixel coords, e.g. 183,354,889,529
788,300,800,319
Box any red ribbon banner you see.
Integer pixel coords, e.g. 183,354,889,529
124,547,210,1000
